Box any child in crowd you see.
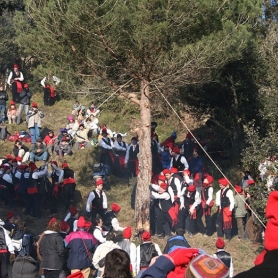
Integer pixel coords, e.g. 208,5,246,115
7,101,18,124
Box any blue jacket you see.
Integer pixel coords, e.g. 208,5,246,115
189,155,203,176
161,150,171,169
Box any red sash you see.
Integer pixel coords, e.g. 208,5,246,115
27,187,38,194
220,207,232,230
168,202,179,226
15,80,22,93
63,177,76,185
130,159,139,176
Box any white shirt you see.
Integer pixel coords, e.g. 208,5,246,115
7,71,24,85
111,217,125,232
136,242,161,272
180,188,201,208
32,166,48,179
2,173,13,184
93,226,106,243
64,213,78,231
170,155,189,170
99,137,113,150
125,143,138,164
113,141,128,152
216,188,235,211
213,251,233,277
167,176,182,202
205,186,214,205
86,189,107,212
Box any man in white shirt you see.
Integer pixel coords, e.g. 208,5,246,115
86,179,107,221
92,217,106,244
7,64,24,103
113,134,128,177
163,168,181,203
169,146,189,171
215,178,235,240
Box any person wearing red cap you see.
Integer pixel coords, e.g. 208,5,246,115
150,182,173,238
125,137,139,178
17,83,32,124
180,185,204,236
7,64,24,102
65,216,98,278
0,84,8,124
86,179,107,221
103,203,125,232
161,131,177,148
136,231,162,274
74,123,91,150
13,140,30,163
116,226,137,275
43,130,57,157
181,133,195,160
7,100,18,124
64,206,79,233
234,185,247,240
169,146,189,172
213,237,233,278
113,134,128,177
201,174,214,236
27,103,44,144
215,177,235,240
164,168,182,203
40,76,59,106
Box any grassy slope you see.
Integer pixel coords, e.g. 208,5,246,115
0,94,260,275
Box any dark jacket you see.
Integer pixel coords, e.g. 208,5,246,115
12,255,38,278
39,231,65,270
0,90,8,105
18,89,32,105
163,235,190,254
13,144,29,157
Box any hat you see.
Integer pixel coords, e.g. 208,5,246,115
6,211,14,219
162,169,171,175
215,237,225,249
29,162,37,172
68,115,74,121
6,154,13,160
31,102,37,107
48,217,57,226
51,161,58,167
96,179,104,186
11,159,17,163
10,100,15,105
170,167,178,174
171,131,177,138
60,128,68,133
15,156,22,162
183,170,190,176
203,174,214,185
172,147,180,154
111,203,121,213
218,177,229,186
186,132,193,139
18,164,28,171
158,175,166,181
23,83,29,88
36,138,42,142
123,226,132,239
77,216,86,228
247,179,255,185
69,206,77,216
85,221,92,230
235,185,243,193
160,183,167,190
61,163,68,169
188,185,196,192
13,64,19,69
61,221,69,232
61,137,68,142
142,231,151,241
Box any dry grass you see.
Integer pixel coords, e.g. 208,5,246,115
0,94,259,275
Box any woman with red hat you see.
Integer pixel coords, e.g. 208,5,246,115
7,101,18,124
215,178,235,240
7,64,24,103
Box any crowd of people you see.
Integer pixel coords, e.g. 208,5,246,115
0,64,275,278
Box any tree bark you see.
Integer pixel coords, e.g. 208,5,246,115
135,78,152,232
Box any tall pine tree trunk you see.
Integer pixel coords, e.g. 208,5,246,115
135,78,152,232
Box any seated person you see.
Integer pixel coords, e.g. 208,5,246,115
29,138,48,162
85,117,100,136
13,140,30,162
7,101,18,124
57,128,72,144
66,115,76,136
43,130,57,156
71,100,84,116
86,102,100,118
54,137,73,157
74,123,91,150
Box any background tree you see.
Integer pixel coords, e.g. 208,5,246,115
14,0,262,231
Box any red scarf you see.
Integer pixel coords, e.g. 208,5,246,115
15,80,22,93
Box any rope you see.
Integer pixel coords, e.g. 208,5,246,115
153,82,266,229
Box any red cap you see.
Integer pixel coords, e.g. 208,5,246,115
216,237,225,249
111,203,121,213
6,211,14,219
23,83,29,88
101,128,107,135
96,179,104,186
61,221,69,232
235,185,243,193
29,162,37,172
188,185,196,192
51,161,58,167
162,169,171,175
142,231,151,241
172,147,180,154
3,165,10,171
61,137,68,142
15,156,22,162
48,217,57,226
218,177,229,186
123,226,132,239
6,154,13,160
62,163,69,169
67,271,84,278
31,102,37,107
186,133,193,139
203,174,214,185
85,221,92,229
247,179,255,185
170,167,178,174
158,175,166,181
77,216,86,228
13,64,19,69
10,100,15,105
160,183,167,190
69,206,77,216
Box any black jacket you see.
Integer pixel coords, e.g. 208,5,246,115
18,89,32,105
39,231,65,270
0,90,8,105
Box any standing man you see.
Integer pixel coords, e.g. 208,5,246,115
0,84,8,124
170,147,189,172
182,133,195,160
40,76,59,106
216,178,235,240
189,147,203,192
125,137,139,178
99,129,114,170
113,134,128,177
7,64,24,103
86,179,107,221
17,83,32,125
27,102,44,145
